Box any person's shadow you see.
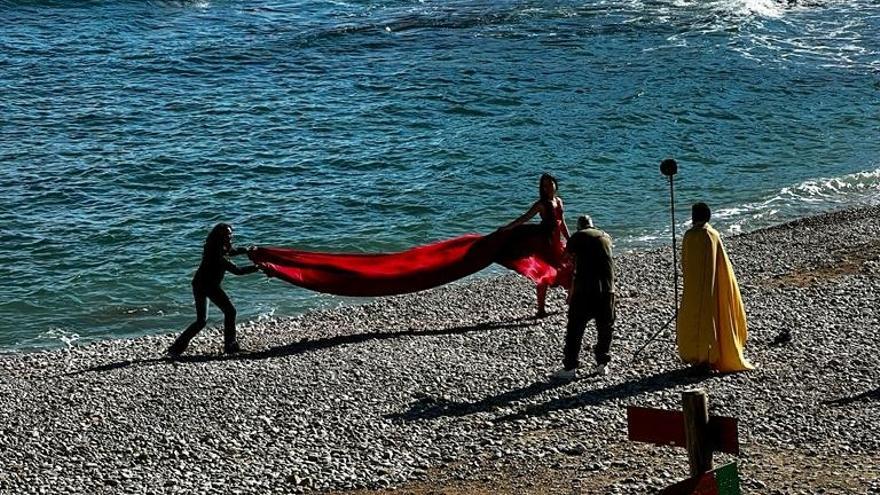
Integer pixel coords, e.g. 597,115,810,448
823,387,880,406
386,367,711,422
495,367,710,422
65,315,546,376
384,379,567,421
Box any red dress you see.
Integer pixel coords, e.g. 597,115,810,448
248,199,573,297
495,198,572,288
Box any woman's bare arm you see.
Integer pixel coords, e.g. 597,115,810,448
503,201,543,229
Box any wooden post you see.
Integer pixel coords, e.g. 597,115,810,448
627,395,741,493
682,389,713,476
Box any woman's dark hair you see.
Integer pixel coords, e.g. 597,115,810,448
204,223,232,257
539,173,558,201
692,203,711,223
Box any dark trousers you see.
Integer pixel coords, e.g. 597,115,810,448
563,291,615,370
170,284,237,353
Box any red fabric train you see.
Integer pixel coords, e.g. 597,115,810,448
248,226,571,297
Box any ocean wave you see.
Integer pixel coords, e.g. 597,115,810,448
277,0,880,74
2,307,283,352
621,166,880,249
0,0,212,7
714,167,880,234
5,0,867,71
295,0,524,41
11,327,82,351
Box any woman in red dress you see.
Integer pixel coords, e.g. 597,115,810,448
498,173,572,317
248,173,573,313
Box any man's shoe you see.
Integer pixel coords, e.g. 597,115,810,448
224,341,242,355
550,368,577,381
592,363,609,376
166,345,184,359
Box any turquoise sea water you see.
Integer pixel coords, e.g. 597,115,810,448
1,0,878,351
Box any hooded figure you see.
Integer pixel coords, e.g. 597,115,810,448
676,203,754,372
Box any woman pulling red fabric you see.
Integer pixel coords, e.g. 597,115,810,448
168,224,261,357
496,173,573,317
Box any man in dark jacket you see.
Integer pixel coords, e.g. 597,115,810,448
552,215,616,380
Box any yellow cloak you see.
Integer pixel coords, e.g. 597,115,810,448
676,223,754,372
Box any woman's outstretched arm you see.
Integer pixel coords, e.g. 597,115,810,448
501,201,543,230
223,258,260,275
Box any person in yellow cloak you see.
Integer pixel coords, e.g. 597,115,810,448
676,203,754,372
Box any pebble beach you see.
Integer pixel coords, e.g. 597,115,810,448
2,206,879,494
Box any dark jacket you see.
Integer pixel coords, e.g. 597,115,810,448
565,227,615,295
192,246,257,288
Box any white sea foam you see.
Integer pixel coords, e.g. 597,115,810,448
739,0,785,18
665,0,784,19
628,167,880,246
254,308,277,322
33,327,82,349
717,167,880,233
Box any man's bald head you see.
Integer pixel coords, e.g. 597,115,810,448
577,215,594,230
